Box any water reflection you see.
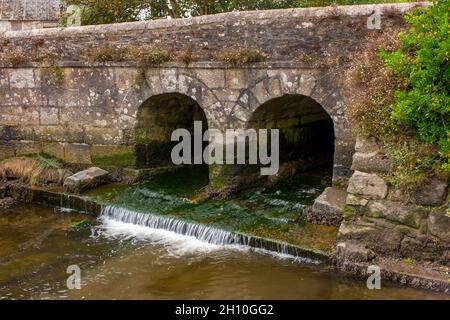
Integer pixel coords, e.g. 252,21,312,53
0,204,446,300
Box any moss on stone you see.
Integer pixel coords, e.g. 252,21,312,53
91,152,136,167
342,204,357,221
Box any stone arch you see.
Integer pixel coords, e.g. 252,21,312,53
246,93,335,181
117,69,225,132
134,92,209,170
241,72,354,184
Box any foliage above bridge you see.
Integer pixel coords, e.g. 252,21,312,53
60,0,421,25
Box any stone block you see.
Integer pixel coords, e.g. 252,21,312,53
0,141,16,160
226,70,247,90
411,176,448,206
85,127,122,145
90,144,135,166
42,142,65,160
40,107,59,125
367,200,428,229
64,143,92,164
351,152,392,174
308,187,346,226
15,140,41,156
346,194,368,206
196,69,225,89
64,167,110,194
334,241,376,263
354,135,379,153
427,212,450,241
36,126,85,143
0,126,19,140
347,171,388,199
9,69,34,88
90,144,134,157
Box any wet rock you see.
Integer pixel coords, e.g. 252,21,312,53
338,220,404,256
347,171,388,199
308,187,346,226
334,241,376,263
399,235,448,262
0,197,15,208
411,176,448,206
64,167,110,194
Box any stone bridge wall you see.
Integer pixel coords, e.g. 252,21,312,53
0,0,62,31
0,3,426,186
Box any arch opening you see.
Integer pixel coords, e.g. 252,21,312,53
135,93,209,174
247,94,335,182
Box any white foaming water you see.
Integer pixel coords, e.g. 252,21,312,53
97,216,223,256
97,205,322,264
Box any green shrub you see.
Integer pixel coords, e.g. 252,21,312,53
345,1,449,189
379,0,449,171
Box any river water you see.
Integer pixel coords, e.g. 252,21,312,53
0,204,447,299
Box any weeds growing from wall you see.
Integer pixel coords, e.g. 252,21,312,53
37,51,64,86
178,44,195,65
217,47,267,66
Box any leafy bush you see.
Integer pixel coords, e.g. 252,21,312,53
60,1,422,25
60,0,150,25
346,1,449,189
379,0,449,168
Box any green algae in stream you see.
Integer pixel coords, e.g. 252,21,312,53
139,165,209,197
82,165,336,252
70,219,92,231
91,152,136,167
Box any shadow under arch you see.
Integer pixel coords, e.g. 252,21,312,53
247,93,335,181
135,92,209,173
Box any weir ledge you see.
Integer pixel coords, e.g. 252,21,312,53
0,183,330,264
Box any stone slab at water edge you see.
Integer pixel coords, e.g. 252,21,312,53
64,167,110,194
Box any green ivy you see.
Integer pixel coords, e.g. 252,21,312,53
379,0,450,171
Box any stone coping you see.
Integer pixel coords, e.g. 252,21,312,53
3,2,429,39
0,60,331,69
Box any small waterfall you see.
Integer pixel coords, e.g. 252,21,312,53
100,205,328,264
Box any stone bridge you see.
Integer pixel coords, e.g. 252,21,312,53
0,2,424,187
